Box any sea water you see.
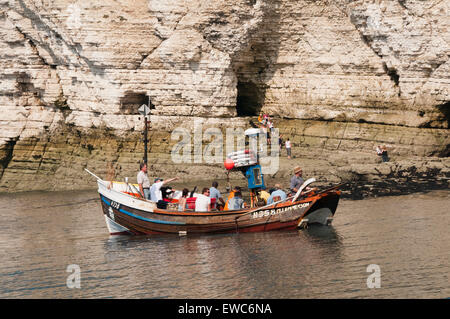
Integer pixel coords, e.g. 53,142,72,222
0,189,448,298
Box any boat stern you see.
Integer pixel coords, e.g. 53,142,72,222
297,191,340,228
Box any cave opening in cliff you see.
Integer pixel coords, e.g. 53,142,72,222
436,101,450,130
236,81,263,116
119,92,153,115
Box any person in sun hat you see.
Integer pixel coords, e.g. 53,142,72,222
290,166,305,195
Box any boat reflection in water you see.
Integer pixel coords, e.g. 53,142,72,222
102,224,344,298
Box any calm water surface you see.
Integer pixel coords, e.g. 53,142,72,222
0,189,448,298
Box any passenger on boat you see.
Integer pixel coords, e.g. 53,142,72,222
209,181,225,209
267,184,287,204
150,176,179,202
137,163,151,199
195,188,212,212
178,188,189,212
161,186,174,201
227,191,245,210
224,186,241,210
290,166,306,195
259,188,270,204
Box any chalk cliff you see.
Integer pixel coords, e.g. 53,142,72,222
0,0,449,193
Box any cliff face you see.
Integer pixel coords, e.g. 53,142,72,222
0,0,449,192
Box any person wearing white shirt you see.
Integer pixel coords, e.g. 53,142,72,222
195,188,212,212
285,138,291,159
150,176,179,202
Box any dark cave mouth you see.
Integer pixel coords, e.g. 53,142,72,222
435,101,450,129
119,92,152,115
236,81,263,117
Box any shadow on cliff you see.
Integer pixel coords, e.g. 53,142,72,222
232,0,283,118
435,101,449,157
436,101,450,127
0,139,17,181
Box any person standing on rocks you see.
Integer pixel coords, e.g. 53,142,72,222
381,145,390,162
279,134,284,149
263,113,269,126
258,112,263,124
376,145,383,157
137,163,151,199
285,138,292,159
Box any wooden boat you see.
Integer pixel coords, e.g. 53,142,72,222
88,169,341,236
88,118,341,236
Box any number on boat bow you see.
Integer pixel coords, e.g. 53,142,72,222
110,200,120,210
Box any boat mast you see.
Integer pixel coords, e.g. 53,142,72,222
139,100,151,165
144,114,148,165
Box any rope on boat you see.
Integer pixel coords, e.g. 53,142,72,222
129,183,144,199
84,168,102,181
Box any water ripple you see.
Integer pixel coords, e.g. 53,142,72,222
0,190,449,298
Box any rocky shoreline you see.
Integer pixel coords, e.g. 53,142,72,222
0,118,448,198
335,159,450,199
219,157,450,200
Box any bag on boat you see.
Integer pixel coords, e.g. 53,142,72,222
157,200,168,209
